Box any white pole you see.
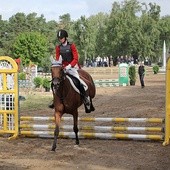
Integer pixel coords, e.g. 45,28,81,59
35,65,37,77
163,40,166,71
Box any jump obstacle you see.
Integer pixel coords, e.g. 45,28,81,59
19,116,164,141
0,56,170,146
94,79,119,87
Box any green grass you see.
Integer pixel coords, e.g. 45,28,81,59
20,93,52,113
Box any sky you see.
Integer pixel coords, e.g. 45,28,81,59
0,0,169,21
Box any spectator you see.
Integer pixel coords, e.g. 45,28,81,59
138,62,145,88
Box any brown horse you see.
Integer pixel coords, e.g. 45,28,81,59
51,64,96,151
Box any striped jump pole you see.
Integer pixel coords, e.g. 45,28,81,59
20,131,163,141
94,79,119,83
20,124,164,133
94,79,119,87
20,116,164,123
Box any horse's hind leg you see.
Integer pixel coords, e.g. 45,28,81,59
73,110,79,145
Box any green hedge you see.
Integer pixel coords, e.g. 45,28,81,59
153,65,159,74
33,77,43,88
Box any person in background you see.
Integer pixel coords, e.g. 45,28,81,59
138,62,145,88
49,29,91,112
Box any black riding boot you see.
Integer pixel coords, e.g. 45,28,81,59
48,101,54,109
79,83,91,113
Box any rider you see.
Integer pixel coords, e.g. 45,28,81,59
49,29,91,112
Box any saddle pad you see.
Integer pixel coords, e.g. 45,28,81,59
66,75,88,94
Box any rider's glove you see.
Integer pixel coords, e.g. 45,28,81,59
65,64,72,70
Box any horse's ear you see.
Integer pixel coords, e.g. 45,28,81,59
50,55,63,67
50,55,56,63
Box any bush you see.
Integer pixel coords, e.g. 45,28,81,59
128,65,136,85
42,78,51,91
153,65,159,74
18,72,26,80
33,77,43,88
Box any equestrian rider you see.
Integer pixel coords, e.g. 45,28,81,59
49,29,91,112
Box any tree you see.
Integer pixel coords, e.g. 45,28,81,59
0,17,9,55
92,13,109,57
72,16,89,63
159,16,170,55
12,32,48,67
138,3,161,61
0,0,170,67
106,0,141,58
58,13,72,30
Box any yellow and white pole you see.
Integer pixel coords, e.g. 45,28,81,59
163,57,170,145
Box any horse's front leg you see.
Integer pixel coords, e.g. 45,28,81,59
73,110,79,145
51,112,62,151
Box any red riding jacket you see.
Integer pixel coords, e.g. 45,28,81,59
56,43,79,68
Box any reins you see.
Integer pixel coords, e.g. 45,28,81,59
51,66,71,102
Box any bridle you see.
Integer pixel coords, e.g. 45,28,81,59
52,77,62,94
51,64,65,96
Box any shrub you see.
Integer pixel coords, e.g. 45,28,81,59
153,65,159,74
33,77,43,88
42,78,51,90
128,65,136,85
18,72,26,80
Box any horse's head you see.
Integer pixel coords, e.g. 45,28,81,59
51,63,65,94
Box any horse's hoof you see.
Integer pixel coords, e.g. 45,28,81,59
76,141,79,145
51,147,56,152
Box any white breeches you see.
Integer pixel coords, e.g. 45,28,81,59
65,66,80,79
65,66,87,90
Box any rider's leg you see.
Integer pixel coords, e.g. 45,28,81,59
78,82,90,105
67,68,91,109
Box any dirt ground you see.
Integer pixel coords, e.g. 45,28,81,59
0,69,170,170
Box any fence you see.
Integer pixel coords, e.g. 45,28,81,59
0,56,19,138
20,116,164,141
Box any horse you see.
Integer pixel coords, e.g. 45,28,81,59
51,63,96,151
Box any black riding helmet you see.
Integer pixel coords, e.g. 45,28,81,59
57,29,68,39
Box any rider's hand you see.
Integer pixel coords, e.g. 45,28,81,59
65,64,72,70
